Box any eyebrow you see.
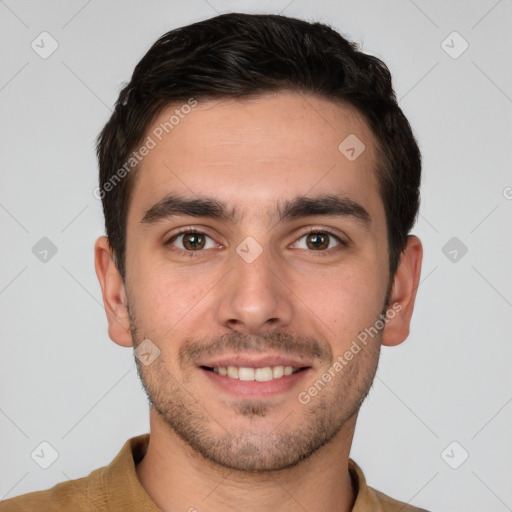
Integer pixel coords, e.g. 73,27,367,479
141,193,371,228
278,194,370,226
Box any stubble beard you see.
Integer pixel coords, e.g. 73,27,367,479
130,321,382,473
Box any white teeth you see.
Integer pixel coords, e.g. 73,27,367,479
227,366,239,379
272,366,284,378
239,367,255,381
255,367,273,382
210,365,299,381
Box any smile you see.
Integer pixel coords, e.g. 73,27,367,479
203,365,302,382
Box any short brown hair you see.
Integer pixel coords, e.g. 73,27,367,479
96,12,421,279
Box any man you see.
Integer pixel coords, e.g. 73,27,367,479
1,12,429,512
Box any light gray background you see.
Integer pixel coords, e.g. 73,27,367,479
1,1,511,511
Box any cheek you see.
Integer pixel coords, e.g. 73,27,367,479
304,265,386,345
129,261,216,337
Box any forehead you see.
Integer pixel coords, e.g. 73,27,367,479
128,91,382,224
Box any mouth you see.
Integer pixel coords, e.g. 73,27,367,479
201,365,305,382
198,356,312,398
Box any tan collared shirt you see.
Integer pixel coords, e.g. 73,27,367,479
0,434,430,511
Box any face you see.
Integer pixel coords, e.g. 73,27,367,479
117,91,394,471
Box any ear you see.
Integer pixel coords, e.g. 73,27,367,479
381,235,423,347
94,236,133,347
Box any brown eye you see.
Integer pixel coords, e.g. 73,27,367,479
306,233,329,250
183,233,205,250
295,231,341,251
170,231,215,251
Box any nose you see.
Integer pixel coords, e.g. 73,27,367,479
215,243,294,335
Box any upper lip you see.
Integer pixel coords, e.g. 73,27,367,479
198,354,313,369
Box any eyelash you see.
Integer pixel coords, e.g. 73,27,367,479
165,227,347,258
296,227,348,256
165,228,216,259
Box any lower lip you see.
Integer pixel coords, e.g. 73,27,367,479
199,367,310,398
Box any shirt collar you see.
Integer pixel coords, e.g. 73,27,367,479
104,434,381,511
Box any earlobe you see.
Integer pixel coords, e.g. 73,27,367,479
381,235,423,347
94,236,133,347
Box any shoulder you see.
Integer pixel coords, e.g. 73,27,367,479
0,466,105,512
349,459,431,512
370,487,431,512
0,435,152,512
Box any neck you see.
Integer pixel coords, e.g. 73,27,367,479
136,407,357,512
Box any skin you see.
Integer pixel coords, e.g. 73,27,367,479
95,91,422,512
